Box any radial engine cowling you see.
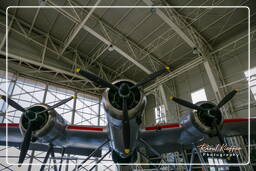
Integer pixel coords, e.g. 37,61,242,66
179,101,224,144
19,104,67,144
102,79,146,121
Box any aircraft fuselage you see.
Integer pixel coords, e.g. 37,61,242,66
102,79,146,159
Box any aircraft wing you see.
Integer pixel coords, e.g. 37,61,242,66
140,118,256,154
0,123,109,157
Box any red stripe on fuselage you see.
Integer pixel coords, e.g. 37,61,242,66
145,123,181,130
1,118,255,130
0,123,19,128
66,125,103,131
145,118,256,131
224,118,256,123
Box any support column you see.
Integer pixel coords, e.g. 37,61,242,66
203,60,222,102
66,92,77,171
42,84,48,103
71,92,77,124
97,97,101,126
1,75,17,123
95,98,101,171
203,60,230,117
27,150,35,171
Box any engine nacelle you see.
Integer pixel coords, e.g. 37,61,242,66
102,79,146,122
19,104,67,144
102,79,146,158
179,101,224,144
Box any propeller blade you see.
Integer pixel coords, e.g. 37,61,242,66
170,96,204,111
122,97,130,151
212,119,224,145
131,67,170,89
216,127,225,145
217,89,239,108
75,68,118,91
37,96,75,115
18,122,33,166
0,95,26,112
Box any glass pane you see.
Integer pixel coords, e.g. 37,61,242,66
191,88,207,104
244,67,256,100
154,104,167,124
45,86,74,124
74,93,100,126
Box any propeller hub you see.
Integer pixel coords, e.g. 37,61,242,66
119,83,130,98
107,80,142,119
26,111,37,121
21,106,49,131
196,102,222,128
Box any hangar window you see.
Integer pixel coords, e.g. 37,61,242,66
244,67,256,100
208,157,228,171
74,94,100,126
0,71,107,126
45,86,74,124
191,88,207,104
154,104,167,124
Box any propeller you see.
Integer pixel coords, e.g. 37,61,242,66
36,96,76,115
170,96,204,112
170,89,239,145
0,95,75,166
130,66,170,89
75,67,170,91
0,95,26,112
212,118,224,145
122,97,130,151
75,68,118,91
217,89,239,108
75,66,170,153
18,121,33,166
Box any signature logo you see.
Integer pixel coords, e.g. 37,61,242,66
197,143,241,157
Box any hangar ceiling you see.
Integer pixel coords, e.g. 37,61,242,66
0,0,255,97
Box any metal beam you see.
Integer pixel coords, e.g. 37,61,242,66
27,150,35,171
143,0,195,48
145,57,203,93
28,8,40,35
60,0,101,55
1,51,86,81
143,1,211,56
47,2,155,74
144,26,256,93
2,9,123,81
143,2,238,117
203,61,221,101
82,25,152,74
1,11,127,93
71,91,77,124
0,16,14,50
